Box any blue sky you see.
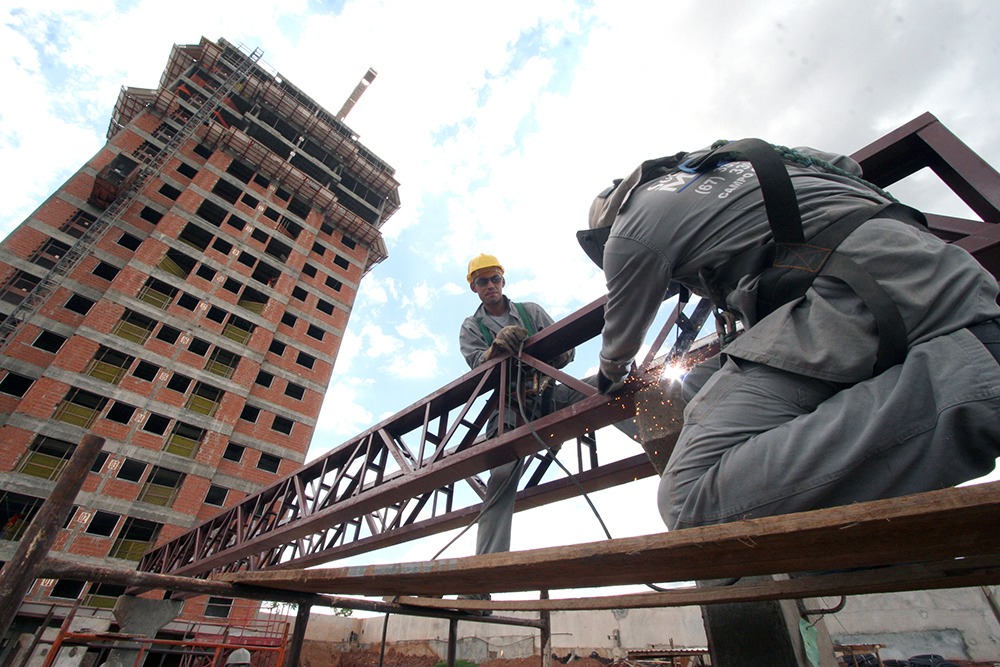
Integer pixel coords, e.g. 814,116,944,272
4,1,1000,575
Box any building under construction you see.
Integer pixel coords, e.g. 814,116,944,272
0,35,398,639
0,35,999,667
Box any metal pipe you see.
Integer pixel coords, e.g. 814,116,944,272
0,434,106,637
446,618,458,667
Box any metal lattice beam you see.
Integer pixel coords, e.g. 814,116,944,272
139,112,1000,581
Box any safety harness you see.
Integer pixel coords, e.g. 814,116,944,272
474,302,537,345
583,138,930,375
688,139,931,373
476,303,552,405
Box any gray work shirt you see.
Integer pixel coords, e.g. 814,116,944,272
600,147,1000,384
460,297,571,369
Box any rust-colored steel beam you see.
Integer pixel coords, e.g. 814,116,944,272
139,113,1000,581
139,295,667,579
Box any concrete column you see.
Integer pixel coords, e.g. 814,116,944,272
700,589,837,667
106,596,184,667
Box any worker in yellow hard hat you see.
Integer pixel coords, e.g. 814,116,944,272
460,254,570,368
456,254,639,613
457,253,580,613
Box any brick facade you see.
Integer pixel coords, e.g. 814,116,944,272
0,37,399,625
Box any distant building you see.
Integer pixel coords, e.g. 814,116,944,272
0,36,398,625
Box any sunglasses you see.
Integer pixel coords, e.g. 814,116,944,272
473,275,503,288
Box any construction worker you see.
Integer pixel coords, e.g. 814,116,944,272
224,648,252,667
459,253,576,560
580,139,1000,530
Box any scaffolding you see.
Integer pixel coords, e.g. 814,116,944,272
0,43,264,353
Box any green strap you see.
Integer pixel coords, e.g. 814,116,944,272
476,302,537,345
513,302,538,337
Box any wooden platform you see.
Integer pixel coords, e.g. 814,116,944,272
220,481,1000,611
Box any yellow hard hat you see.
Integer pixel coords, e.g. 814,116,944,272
467,254,504,284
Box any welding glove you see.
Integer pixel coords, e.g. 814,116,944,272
484,325,529,360
549,350,573,369
597,370,626,394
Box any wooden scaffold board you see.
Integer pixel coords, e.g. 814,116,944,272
219,481,1000,613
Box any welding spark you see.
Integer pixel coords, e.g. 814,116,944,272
660,362,687,383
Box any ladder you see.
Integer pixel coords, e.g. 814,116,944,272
0,45,264,352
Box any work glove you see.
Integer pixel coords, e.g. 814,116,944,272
484,325,529,360
597,370,626,394
549,350,573,369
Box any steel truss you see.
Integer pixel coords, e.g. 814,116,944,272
139,112,1000,581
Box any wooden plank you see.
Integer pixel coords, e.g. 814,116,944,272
221,482,1000,597
390,554,1000,613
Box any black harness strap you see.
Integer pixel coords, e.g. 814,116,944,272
689,139,929,375
684,138,805,244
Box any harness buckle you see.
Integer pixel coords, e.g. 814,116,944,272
714,309,739,347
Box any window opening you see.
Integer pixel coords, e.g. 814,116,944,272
117,232,142,251
16,436,76,481
85,511,120,537
138,467,184,507
1,271,41,305
205,485,229,507
155,324,181,344
205,347,240,378
117,459,146,482
85,346,134,384
186,382,223,417
164,422,205,458
109,517,161,561
132,360,159,381
61,210,96,238
222,442,245,462
113,309,155,343
64,293,95,315
257,452,281,473
160,249,196,277
53,388,107,428
0,372,34,397
32,330,67,353
271,415,294,435
105,401,137,424
30,238,71,269
91,261,121,281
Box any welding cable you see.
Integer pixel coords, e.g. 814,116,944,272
510,342,672,594
510,343,614,540
428,344,561,561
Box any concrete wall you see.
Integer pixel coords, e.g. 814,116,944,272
827,587,1000,663
304,586,1000,663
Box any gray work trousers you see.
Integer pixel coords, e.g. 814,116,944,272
660,327,1000,529
475,382,580,555
476,378,639,555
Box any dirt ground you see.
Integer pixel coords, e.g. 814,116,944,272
305,647,999,667
303,646,439,667
304,651,623,667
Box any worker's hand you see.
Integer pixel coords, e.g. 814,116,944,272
484,325,529,360
550,350,573,369
597,371,626,394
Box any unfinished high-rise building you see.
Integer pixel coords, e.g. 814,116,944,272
0,37,399,625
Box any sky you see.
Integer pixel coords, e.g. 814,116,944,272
3,0,1000,597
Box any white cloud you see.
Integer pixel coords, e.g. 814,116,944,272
313,379,375,450
358,323,403,359
4,0,1000,575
